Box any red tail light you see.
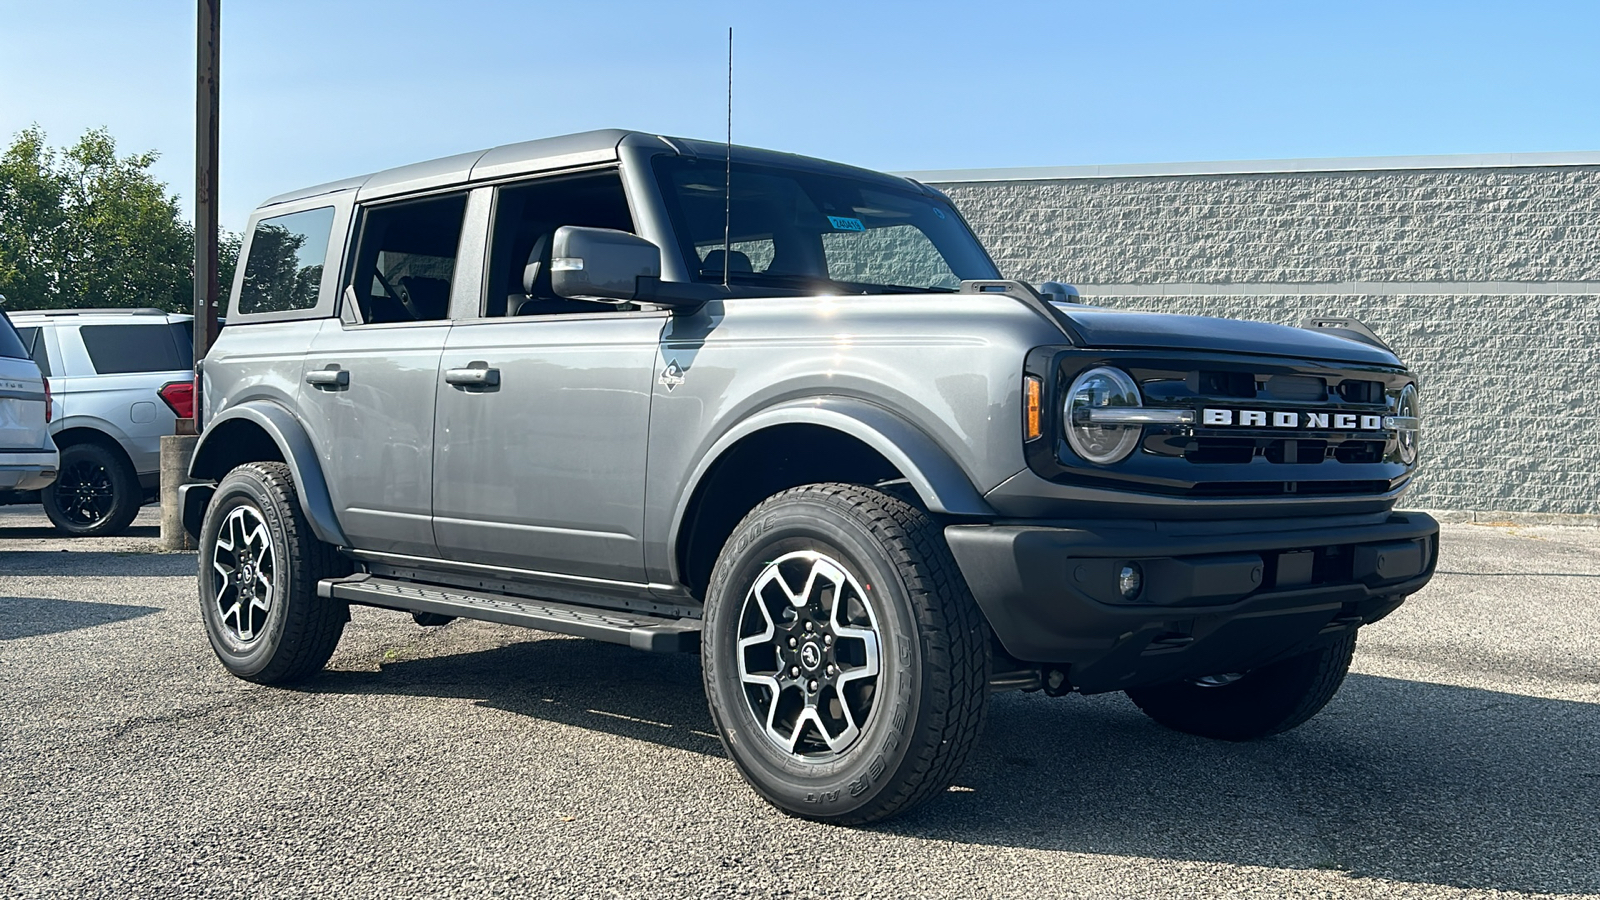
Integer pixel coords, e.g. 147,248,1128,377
43,378,52,423
159,380,195,420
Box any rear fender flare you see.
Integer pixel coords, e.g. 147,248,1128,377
188,400,348,546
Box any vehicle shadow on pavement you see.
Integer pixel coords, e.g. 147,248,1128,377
301,638,1598,895
0,550,194,577
0,523,161,540
0,596,161,640
896,674,1600,896
308,636,725,758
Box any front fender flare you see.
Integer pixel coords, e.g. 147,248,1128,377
188,400,348,547
668,396,995,569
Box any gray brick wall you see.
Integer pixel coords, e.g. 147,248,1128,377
929,162,1600,516
941,167,1600,284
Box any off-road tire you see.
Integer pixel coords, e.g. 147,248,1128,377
197,462,350,684
42,441,141,537
701,483,990,825
1125,633,1358,741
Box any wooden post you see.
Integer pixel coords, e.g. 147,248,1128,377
189,0,220,434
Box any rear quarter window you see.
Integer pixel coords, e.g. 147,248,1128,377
238,206,336,314
79,324,187,374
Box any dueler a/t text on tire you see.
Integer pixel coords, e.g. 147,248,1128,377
197,461,350,684
1125,632,1358,741
701,483,990,825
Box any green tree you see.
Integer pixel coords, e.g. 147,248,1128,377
0,125,238,313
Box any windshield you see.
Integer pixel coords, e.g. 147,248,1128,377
654,157,998,293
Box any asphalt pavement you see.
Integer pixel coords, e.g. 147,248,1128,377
1,504,1596,899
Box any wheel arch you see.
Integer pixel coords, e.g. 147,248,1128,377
48,424,138,476
188,401,347,546
670,397,993,598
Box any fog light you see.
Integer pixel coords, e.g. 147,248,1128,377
1119,563,1143,601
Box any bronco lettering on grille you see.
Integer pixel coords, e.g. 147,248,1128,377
1203,408,1384,431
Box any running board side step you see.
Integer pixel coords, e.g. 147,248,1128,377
317,574,701,652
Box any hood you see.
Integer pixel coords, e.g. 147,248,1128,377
1052,303,1402,367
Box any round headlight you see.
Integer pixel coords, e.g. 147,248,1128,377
1064,367,1143,464
1394,383,1420,464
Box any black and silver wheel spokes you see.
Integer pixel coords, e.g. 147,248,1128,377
737,550,882,758
211,506,276,643
54,459,115,526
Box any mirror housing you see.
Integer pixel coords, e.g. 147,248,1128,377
1039,281,1080,304
550,226,722,310
550,226,662,304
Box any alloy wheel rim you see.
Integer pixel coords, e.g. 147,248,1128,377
736,550,883,759
211,505,276,644
53,459,114,526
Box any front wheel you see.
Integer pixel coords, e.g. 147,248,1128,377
701,483,990,825
197,461,349,684
1125,633,1358,741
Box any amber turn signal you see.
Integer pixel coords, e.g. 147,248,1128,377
1024,375,1043,440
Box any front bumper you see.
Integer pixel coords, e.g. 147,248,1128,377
945,511,1438,693
0,450,59,492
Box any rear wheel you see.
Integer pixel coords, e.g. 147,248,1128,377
1125,633,1357,741
197,462,349,684
701,483,990,825
42,441,141,537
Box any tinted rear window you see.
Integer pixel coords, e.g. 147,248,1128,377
79,323,187,374
0,312,27,360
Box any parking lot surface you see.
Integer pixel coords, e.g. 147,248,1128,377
1,504,1596,899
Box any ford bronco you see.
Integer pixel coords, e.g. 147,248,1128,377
182,130,1436,824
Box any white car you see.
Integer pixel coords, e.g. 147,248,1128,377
0,307,58,498
4,307,195,535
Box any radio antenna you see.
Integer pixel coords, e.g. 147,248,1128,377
722,26,733,288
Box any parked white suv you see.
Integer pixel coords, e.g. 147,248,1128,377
4,308,194,535
0,308,57,497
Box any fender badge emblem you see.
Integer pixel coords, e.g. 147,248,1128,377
659,360,686,391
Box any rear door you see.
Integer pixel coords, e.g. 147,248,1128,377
297,193,469,557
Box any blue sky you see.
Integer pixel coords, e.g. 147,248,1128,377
2,0,1597,230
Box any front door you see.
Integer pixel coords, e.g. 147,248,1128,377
431,313,663,583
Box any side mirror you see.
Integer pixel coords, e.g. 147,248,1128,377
1039,281,1080,304
550,226,663,304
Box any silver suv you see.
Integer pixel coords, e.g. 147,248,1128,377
0,308,57,496
6,308,195,535
182,130,1438,825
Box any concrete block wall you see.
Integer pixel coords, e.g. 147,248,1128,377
913,155,1600,516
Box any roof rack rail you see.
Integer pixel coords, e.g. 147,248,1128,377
9,307,171,317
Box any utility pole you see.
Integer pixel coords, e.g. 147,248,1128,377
163,0,218,549
192,0,221,422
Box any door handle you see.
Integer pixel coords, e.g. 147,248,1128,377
444,364,500,388
305,366,349,388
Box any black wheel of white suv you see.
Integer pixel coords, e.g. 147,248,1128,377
1124,632,1358,741
701,483,990,825
197,462,349,685
42,441,141,537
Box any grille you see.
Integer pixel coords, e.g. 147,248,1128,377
1140,367,1394,467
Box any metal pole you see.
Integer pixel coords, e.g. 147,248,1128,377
189,0,220,435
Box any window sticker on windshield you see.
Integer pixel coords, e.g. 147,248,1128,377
827,215,866,232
